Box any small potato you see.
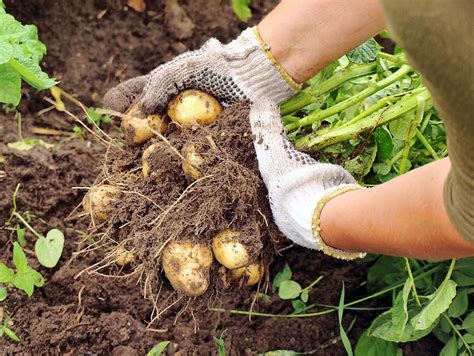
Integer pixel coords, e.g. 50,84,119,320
142,143,161,179
167,90,222,127
162,241,213,297
231,262,264,286
212,229,250,270
122,105,167,145
182,143,203,180
82,184,120,222
115,246,135,266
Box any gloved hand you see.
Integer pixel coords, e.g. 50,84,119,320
104,27,366,260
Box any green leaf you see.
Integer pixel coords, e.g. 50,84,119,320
35,228,64,268
344,142,377,178
9,57,57,90
355,330,401,356
448,289,468,318
213,336,226,356
13,267,44,297
0,264,14,284
390,278,412,338
374,126,394,160
0,64,21,105
12,242,27,270
147,341,170,356
15,225,26,247
7,138,55,151
453,272,474,287
278,280,302,300
440,336,458,356
461,312,474,334
3,326,20,342
338,284,353,356
300,289,309,303
272,263,292,292
411,280,457,330
291,299,306,314
0,287,7,301
0,43,12,64
231,0,252,22
259,352,299,356
347,38,379,64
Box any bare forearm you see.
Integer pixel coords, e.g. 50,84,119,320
320,158,474,259
258,0,386,82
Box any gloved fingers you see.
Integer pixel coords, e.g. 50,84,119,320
103,75,148,113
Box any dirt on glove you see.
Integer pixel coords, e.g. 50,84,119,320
83,102,283,308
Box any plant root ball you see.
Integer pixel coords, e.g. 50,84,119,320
122,105,167,145
82,184,120,222
142,143,161,180
181,143,203,180
167,89,223,127
162,241,213,297
231,262,264,286
212,229,250,270
115,246,135,266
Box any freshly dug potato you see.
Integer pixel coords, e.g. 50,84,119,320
212,229,250,270
115,246,135,266
82,184,120,222
231,262,264,286
181,143,203,180
167,89,222,126
122,105,167,144
162,241,213,297
142,143,161,179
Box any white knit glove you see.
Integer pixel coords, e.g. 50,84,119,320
104,27,366,260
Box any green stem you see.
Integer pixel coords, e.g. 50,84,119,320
286,65,413,131
415,129,439,160
303,275,324,291
405,258,422,307
443,313,473,356
280,63,378,116
377,52,409,65
17,112,23,141
399,97,426,175
295,86,431,151
12,212,44,240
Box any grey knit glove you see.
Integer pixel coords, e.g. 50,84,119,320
104,27,365,260
104,27,297,114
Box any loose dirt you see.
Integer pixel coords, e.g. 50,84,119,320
0,0,441,354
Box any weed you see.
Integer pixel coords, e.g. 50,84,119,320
147,341,170,356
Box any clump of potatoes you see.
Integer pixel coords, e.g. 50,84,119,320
83,90,263,297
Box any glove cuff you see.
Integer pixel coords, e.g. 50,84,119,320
311,184,367,260
225,27,300,103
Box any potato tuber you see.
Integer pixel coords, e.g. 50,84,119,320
231,262,264,286
212,229,250,270
82,184,120,222
122,105,167,144
181,143,203,180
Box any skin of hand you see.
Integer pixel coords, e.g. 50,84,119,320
258,0,474,259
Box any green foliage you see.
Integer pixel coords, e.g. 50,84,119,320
231,0,252,22
213,331,226,356
355,330,401,356
0,317,20,342
35,229,64,268
0,242,44,297
7,138,55,151
347,38,379,64
272,263,323,314
86,107,111,127
147,341,170,356
0,3,56,105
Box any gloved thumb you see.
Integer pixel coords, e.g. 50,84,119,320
103,75,148,113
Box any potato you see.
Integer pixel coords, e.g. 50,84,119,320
122,105,167,145
162,241,213,297
181,143,203,180
142,143,161,179
82,184,120,222
167,90,222,127
231,262,264,286
115,246,135,266
212,229,250,269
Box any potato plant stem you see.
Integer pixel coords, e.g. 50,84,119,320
286,65,413,132
295,86,431,151
280,63,377,116
12,212,44,240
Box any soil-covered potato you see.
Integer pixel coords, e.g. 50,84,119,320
122,105,167,144
212,229,250,269
82,184,120,222
181,143,203,180
231,262,264,286
167,89,222,126
114,246,135,266
142,143,161,179
162,241,213,297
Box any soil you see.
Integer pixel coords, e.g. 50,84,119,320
0,0,441,354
